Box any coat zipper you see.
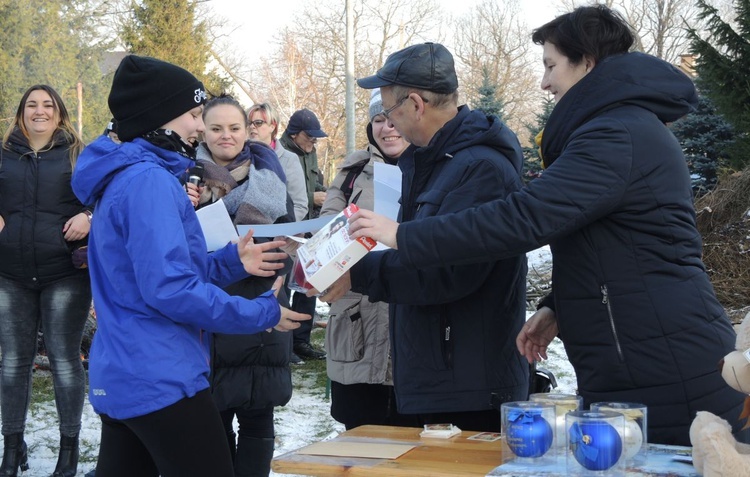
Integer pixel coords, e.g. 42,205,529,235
601,284,625,362
31,152,40,281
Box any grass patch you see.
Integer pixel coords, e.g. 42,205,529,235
291,328,330,394
31,371,56,405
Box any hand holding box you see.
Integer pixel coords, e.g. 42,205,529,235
292,204,376,294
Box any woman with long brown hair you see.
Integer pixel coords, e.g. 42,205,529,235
0,84,91,477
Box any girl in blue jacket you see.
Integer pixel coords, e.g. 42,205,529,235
71,55,308,477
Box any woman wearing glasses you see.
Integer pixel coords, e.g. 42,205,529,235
196,94,295,476
247,104,308,222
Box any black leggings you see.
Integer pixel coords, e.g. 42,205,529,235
95,389,233,477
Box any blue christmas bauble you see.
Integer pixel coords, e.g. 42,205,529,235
506,412,553,458
569,420,623,471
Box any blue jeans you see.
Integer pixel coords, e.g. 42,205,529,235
0,273,91,436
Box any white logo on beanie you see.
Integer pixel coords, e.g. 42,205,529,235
194,89,206,104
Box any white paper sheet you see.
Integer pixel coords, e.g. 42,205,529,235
195,199,239,252
372,162,402,251
234,163,402,244
373,162,401,221
236,215,332,238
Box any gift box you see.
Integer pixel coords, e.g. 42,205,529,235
501,401,557,463
590,401,648,463
528,392,583,449
293,204,377,293
566,410,625,475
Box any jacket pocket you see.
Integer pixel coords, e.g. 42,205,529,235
326,297,365,363
414,189,447,218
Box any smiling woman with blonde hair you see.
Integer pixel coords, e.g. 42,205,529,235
247,103,308,222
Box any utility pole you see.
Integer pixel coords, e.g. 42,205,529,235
77,82,83,138
345,0,355,154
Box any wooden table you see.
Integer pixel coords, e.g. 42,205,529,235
271,425,506,476
272,425,700,477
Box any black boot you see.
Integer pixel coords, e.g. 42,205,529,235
0,433,29,477
234,437,275,477
51,433,78,477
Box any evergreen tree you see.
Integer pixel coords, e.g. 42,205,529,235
0,1,112,142
688,0,750,169
670,87,734,197
521,97,554,183
120,0,229,94
474,67,505,121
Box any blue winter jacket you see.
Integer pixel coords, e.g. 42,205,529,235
393,53,745,445
350,106,529,414
72,136,280,419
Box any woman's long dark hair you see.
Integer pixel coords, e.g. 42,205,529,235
2,84,84,166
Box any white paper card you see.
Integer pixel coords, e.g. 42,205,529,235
195,199,239,252
236,215,331,238
373,162,401,222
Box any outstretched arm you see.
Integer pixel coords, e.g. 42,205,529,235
271,276,311,331
123,173,281,335
393,123,633,268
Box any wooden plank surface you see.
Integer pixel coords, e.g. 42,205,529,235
271,425,506,476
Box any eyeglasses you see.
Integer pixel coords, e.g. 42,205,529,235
382,96,409,120
249,119,266,128
300,131,318,143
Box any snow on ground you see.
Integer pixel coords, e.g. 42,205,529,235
16,383,101,476
11,247,575,476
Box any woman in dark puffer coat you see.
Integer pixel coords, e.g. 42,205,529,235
0,85,90,477
196,94,294,477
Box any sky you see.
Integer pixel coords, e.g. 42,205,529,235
207,0,558,69
204,0,559,105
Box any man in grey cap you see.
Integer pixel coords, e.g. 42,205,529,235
318,42,530,432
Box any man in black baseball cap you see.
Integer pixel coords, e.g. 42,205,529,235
355,42,460,148
357,42,458,94
321,42,529,433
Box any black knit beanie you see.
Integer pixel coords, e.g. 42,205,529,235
108,55,206,142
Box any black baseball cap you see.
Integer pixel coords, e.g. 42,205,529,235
286,108,328,138
357,42,458,94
